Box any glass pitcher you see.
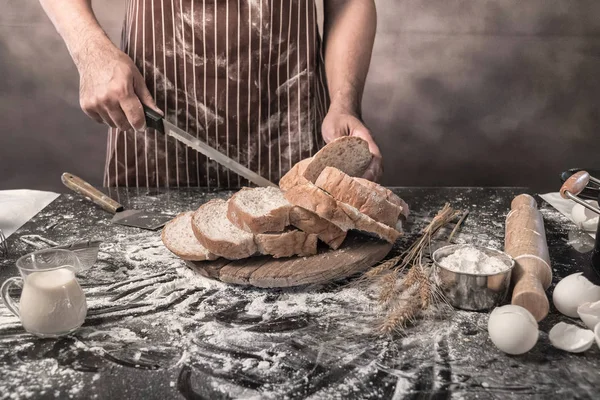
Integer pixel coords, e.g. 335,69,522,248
1,249,87,338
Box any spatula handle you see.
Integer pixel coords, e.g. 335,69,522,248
61,173,123,214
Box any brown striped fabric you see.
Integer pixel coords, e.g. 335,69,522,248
104,0,329,188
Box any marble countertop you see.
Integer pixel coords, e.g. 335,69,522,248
0,187,598,400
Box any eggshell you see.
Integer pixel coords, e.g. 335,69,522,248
552,273,600,318
571,202,599,232
488,305,538,355
549,322,594,353
577,301,600,330
594,323,600,350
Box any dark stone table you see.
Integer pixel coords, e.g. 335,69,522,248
1,188,599,400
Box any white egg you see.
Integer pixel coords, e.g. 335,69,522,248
488,305,538,355
595,323,600,350
549,322,595,353
577,300,600,330
571,202,599,232
552,273,600,317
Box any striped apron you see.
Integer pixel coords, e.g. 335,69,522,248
104,0,329,188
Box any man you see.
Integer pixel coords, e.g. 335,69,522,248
40,0,382,188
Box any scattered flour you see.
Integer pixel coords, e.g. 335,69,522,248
438,246,510,275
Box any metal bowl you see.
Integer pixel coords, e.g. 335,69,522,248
432,244,515,311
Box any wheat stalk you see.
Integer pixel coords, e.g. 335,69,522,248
367,203,465,336
377,272,400,307
377,290,421,335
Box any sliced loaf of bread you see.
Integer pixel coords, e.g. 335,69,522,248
192,199,318,259
192,199,257,259
227,187,291,233
315,166,402,227
289,206,347,250
161,212,219,261
302,136,372,183
279,158,311,191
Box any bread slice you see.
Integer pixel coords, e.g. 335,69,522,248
337,202,401,244
289,206,347,250
315,167,401,227
161,212,219,261
192,198,318,260
279,158,311,191
255,229,318,258
285,183,401,244
192,199,258,259
354,177,409,218
283,183,355,231
227,187,291,233
302,137,372,183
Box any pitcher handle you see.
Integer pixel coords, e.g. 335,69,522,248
1,277,22,318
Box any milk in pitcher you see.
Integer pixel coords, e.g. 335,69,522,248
19,267,87,336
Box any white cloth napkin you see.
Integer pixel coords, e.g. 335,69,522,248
539,192,597,239
0,190,60,242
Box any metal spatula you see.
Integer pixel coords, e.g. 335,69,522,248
61,173,173,230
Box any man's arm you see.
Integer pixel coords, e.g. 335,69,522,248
323,0,376,117
321,0,381,181
39,0,161,131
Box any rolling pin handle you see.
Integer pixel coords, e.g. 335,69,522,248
512,274,550,322
560,170,590,199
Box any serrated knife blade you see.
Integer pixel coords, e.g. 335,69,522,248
144,106,277,188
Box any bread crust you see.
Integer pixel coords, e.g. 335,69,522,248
279,158,312,191
315,167,401,227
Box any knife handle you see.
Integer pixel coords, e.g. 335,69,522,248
61,173,123,214
143,105,165,133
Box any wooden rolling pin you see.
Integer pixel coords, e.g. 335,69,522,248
504,194,552,321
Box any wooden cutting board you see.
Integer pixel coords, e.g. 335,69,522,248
185,232,393,288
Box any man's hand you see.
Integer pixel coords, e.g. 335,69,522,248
321,106,383,182
77,39,162,131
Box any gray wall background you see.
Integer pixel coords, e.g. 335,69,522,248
1,0,599,193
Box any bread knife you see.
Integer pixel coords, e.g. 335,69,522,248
143,106,277,187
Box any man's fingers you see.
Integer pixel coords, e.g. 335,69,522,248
361,159,380,181
362,160,383,182
133,73,163,116
96,109,117,128
121,95,147,132
105,103,133,131
82,109,105,125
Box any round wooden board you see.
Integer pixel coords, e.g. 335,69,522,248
185,232,393,288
